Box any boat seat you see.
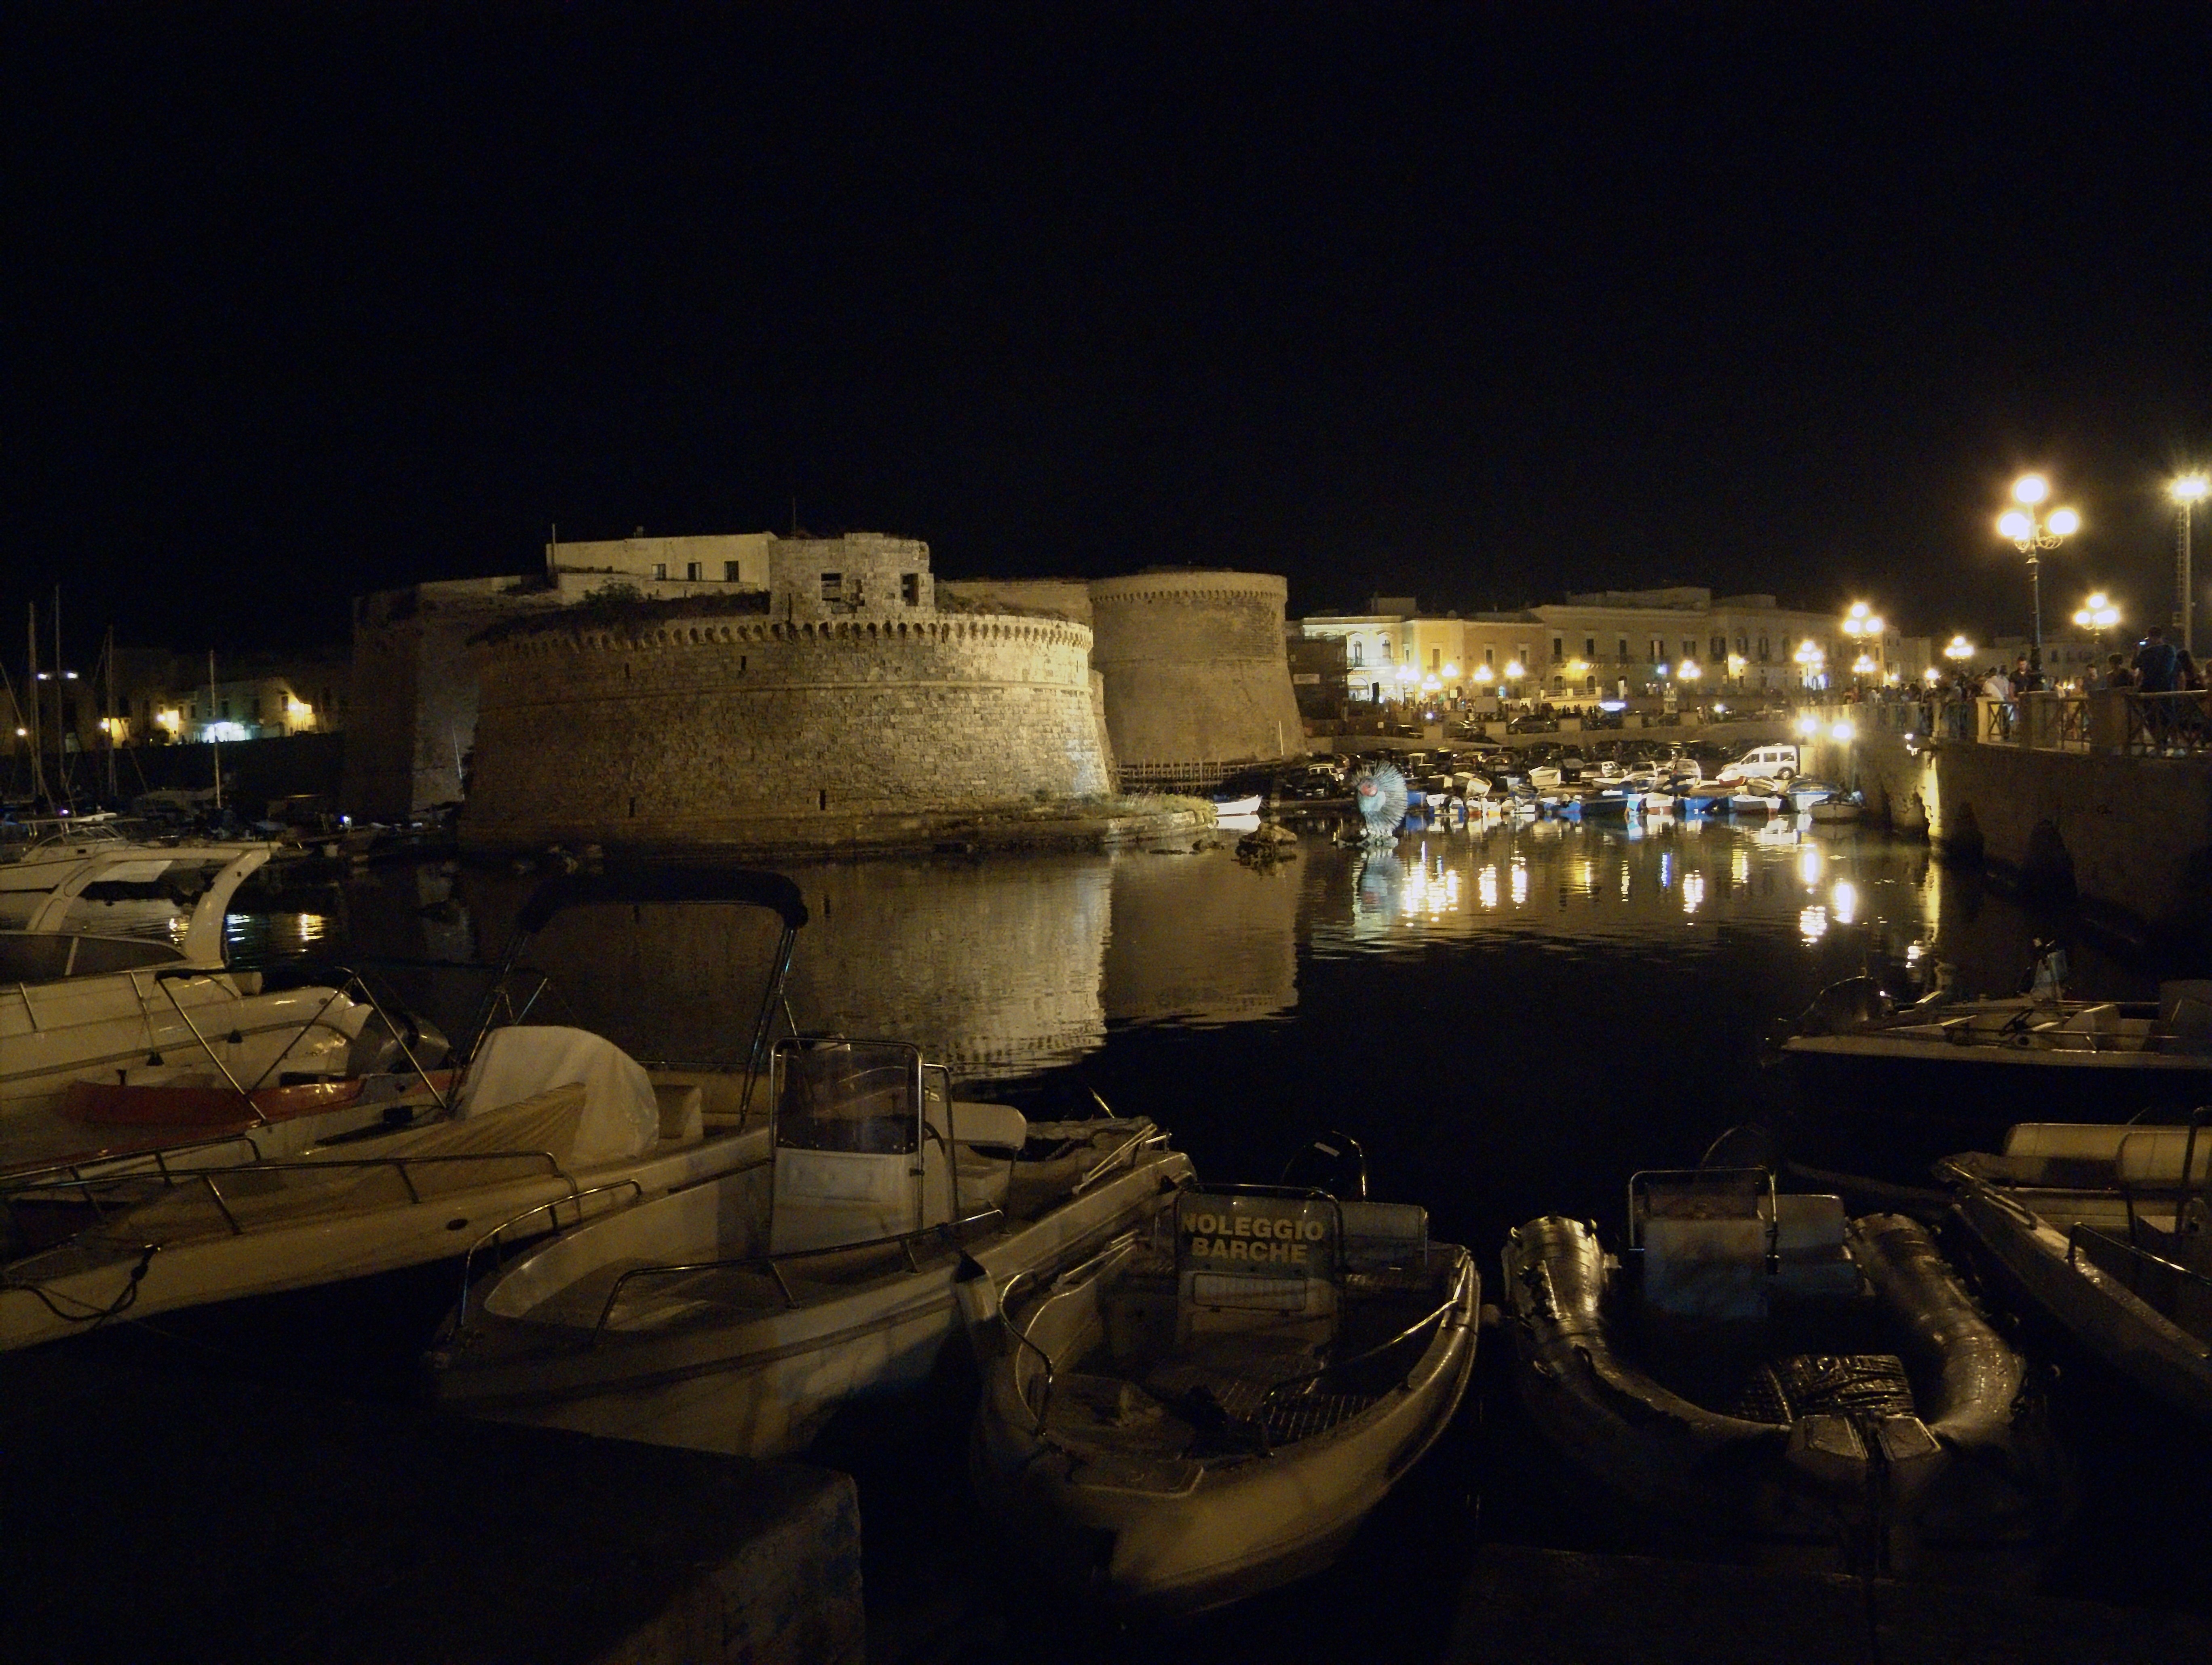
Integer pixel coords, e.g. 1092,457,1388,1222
652,1082,703,1142
2117,1128,2212,1189
2003,1123,2134,1162
1766,1193,1862,1300
1640,1176,1771,1324
1340,1199,1428,1271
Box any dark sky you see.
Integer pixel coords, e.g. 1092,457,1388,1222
6,3,2210,660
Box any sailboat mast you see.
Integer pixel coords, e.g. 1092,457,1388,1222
26,603,47,808
53,584,68,806
103,626,118,801
208,649,222,811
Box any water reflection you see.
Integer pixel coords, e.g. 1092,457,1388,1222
260,817,2151,1095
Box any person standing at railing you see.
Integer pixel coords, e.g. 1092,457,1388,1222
2094,652,2133,691
2177,648,2208,748
1981,664,2014,740
2135,628,2179,750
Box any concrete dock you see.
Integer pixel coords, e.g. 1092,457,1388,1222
0,1342,863,1665
1447,1542,2212,1665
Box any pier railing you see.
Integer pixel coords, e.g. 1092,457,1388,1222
1959,690,2210,757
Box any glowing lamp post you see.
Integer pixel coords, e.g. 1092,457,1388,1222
1841,602,1885,691
2173,474,2208,654
1997,473,2079,670
1944,634,1975,671
1793,639,1826,693
2071,591,2119,650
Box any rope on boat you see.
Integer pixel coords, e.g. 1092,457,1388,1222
6,1243,158,1328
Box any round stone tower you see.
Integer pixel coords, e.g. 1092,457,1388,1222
1087,570,1306,788
460,604,1112,854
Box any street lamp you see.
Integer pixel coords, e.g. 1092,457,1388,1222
1944,634,1975,669
1997,472,2080,670
2172,474,2207,654
2071,590,2119,648
1841,601,1885,689
1793,639,1826,691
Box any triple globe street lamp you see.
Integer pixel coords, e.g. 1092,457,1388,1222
1841,601,1885,691
1996,473,2080,671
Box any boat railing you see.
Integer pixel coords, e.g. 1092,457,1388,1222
437,1174,678,1345
1000,1229,1148,1432
1,1144,582,1241
576,1200,1011,1349
2067,1222,2212,1344
1071,1121,1167,1196
1249,1254,1475,1452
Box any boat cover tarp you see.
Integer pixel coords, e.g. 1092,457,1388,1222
93,1085,589,1246
457,1026,660,1163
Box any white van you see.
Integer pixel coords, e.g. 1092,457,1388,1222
1716,743,1800,782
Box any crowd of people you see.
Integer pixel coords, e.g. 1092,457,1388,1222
1921,627,2208,746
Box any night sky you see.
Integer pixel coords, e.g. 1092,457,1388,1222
7,4,2210,659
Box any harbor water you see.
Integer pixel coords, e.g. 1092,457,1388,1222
36,811,2212,1658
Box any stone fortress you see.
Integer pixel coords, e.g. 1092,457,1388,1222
345,528,1306,853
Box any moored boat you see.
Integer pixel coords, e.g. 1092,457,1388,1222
429,1032,1191,1457
971,1176,1477,1614
1502,1167,2068,1568
1939,1118,2212,1421
0,866,808,1351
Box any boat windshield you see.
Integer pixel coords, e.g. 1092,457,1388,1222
0,930,189,983
773,1037,921,1155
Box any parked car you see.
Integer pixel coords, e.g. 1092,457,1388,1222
1508,712,1561,733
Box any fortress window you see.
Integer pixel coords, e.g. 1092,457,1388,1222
686,561,702,580
820,571,842,601
654,563,667,580
901,573,920,605
725,561,743,581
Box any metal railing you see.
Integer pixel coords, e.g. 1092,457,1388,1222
1948,690,2210,757
578,1199,1010,1349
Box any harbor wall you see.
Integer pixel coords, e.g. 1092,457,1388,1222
1089,570,1307,788
460,607,1114,854
1822,732,2212,955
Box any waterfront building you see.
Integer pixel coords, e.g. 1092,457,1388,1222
1300,588,1932,708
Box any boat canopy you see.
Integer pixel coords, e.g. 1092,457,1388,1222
456,1025,662,1164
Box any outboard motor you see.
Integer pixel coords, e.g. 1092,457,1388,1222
1281,1130,1368,1200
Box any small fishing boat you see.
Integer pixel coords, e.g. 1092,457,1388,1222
430,1033,1190,1458
971,1172,1477,1614
1728,778,1786,816
1209,794,1264,818
1807,795,1864,824
1503,1167,2068,1569
1940,1118,2212,1422
1775,976,2212,1128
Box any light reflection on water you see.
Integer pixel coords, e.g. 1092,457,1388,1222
260,815,2144,1098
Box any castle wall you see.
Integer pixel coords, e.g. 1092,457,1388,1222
343,577,559,820
936,578,1094,625
461,608,1113,851
1087,571,1306,787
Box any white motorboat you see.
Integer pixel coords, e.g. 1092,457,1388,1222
1210,794,1264,818
429,1032,1192,1458
1940,1119,2212,1421
0,845,388,1125
0,867,810,1350
1727,778,1787,816
1503,1168,2069,1567
0,814,153,924
971,1180,1477,1614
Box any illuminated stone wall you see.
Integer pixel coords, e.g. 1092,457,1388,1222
1088,571,1306,788
460,607,1112,852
